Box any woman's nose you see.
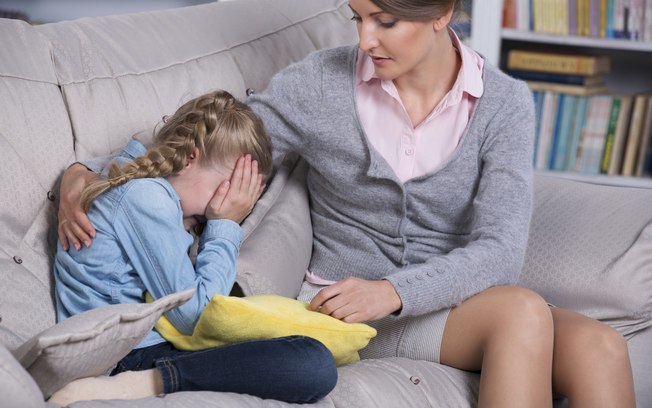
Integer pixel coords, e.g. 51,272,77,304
358,24,379,52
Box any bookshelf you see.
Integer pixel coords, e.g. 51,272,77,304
471,0,652,187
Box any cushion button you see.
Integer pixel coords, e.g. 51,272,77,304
47,191,56,201
410,376,421,385
13,256,23,264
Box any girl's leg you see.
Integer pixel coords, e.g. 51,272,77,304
550,307,635,408
49,336,336,405
439,286,554,408
156,335,337,403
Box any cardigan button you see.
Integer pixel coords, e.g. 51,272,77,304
13,255,23,264
47,191,56,201
246,88,255,96
410,376,421,385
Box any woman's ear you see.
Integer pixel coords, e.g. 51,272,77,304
433,7,454,32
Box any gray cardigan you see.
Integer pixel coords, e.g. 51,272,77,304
248,45,535,317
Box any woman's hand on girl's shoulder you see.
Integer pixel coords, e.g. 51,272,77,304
205,155,265,224
58,163,99,251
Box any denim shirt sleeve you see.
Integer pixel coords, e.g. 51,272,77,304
112,179,243,335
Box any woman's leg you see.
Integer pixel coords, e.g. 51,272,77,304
550,307,635,408
49,336,337,405
439,286,554,408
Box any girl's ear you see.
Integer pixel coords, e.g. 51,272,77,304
187,147,201,167
433,7,454,32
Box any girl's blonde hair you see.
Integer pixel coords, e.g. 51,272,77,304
80,90,272,212
369,0,461,21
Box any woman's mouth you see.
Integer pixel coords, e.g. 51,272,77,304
371,56,391,66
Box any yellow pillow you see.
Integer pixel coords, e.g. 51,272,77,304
153,294,377,366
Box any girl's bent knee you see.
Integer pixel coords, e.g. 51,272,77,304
287,336,338,402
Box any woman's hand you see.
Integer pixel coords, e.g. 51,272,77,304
309,277,403,323
58,164,99,251
205,155,265,224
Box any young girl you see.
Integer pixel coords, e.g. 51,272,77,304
50,90,337,405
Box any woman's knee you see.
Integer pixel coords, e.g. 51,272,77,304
567,321,630,367
486,286,553,338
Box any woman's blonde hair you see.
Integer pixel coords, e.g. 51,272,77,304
369,0,461,21
80,90,272,212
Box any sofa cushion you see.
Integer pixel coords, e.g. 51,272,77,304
0,342,44,408
236,155,312,298
34,0,357,162
0,18,75,349
12,289,193,399
519,175,652,337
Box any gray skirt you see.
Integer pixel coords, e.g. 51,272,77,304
297,281,452,364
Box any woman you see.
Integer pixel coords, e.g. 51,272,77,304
59,0,635,406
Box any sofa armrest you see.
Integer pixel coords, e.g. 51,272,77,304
519,174,652,338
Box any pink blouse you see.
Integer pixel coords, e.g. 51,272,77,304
355,30,484,182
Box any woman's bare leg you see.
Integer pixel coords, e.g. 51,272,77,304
440,286,554,408
550,307,635,408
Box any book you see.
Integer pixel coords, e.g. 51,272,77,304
507,50,611,75
509,70,606,86
621,94,650,176
607,94,635,175
548,94,568,169
532,90,545,165
600,95,622,173
635,95,652,176
535,91,559,169
525,80,609,96
566,95,590,171
552,94,579,170
576,95,613,174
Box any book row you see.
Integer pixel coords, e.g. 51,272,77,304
503,0,652,42
532,90,652,177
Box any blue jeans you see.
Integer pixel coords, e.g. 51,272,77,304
112,335,337,403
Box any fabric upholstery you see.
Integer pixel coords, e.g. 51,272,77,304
0,18,75,350
519,175,652,337
33,0,356,162
13,289,194,399
0,342,44,408
237,155,312,298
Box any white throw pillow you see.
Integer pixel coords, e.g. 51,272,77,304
12,289,194,398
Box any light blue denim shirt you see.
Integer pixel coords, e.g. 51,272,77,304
54,140,243,348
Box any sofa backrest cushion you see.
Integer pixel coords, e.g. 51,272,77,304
519,175,652,338
0,19,74,350
34,0,357,162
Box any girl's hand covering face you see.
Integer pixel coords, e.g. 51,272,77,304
204,154,266,223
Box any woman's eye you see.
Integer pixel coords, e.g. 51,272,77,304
379,20,397,28
350,15,362,23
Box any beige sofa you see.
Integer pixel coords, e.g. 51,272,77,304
1,0,651,407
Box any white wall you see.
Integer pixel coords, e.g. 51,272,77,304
0,0,216,23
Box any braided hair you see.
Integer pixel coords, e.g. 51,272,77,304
80,90,272,212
